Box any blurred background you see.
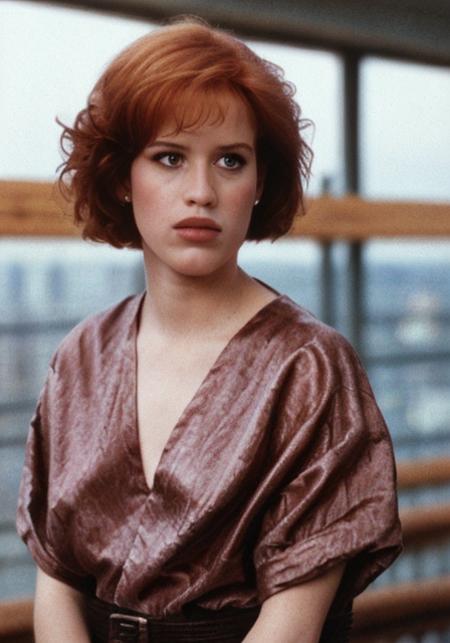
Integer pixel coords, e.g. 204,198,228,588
1,1,449,641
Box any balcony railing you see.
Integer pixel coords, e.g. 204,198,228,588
2,180,450,239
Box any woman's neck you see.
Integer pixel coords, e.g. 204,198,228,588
139,259,263,344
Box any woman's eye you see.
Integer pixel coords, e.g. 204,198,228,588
217,153,245,170
154,152,183,167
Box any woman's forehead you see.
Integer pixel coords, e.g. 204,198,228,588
156,88,256,139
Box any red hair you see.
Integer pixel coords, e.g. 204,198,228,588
58,17,312,248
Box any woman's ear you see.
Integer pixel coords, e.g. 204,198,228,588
116,181,131,205
256,164,266,202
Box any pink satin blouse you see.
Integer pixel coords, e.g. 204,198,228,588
17,292,402,617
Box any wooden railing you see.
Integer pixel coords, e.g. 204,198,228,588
0,599,33,643
398,456,450,489
1,180,450,239
352,576,450,641
398,456,450,548
350,455,450,640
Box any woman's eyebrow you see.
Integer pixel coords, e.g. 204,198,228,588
147,141,254,153
146,141,187,150
217,143,254,153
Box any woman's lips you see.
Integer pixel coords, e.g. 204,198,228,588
174,216,221,230
175,227,221,242
173,217,221,242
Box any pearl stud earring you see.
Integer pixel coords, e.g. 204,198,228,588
124,194,131,203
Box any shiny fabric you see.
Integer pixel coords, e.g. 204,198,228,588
17,291,402,624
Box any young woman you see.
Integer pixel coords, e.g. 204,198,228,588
17,18,402,643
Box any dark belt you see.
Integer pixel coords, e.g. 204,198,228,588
84,596,260,642
85,595,353,643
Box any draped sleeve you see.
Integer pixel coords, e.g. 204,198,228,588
253,334,402,607
16,360,93,592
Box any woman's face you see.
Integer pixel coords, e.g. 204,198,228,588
129,94,262,280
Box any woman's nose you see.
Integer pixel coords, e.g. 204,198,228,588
183,163,217,208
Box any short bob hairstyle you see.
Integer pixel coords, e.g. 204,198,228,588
58,18,312,248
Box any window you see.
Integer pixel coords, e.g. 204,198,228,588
361,57,450,201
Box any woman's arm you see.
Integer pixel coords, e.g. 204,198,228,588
242,562,345,643
34,567,90,643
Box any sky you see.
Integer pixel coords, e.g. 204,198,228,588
1,0,449,203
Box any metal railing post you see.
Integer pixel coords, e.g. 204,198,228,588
343,51,365,358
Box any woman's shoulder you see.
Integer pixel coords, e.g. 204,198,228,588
267,295,369,392
50,292,143,371
270,295,358,357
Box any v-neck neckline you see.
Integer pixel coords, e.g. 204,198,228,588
127,284,286,495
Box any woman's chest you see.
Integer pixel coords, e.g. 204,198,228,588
45,337,291,581
48,314,289,527
136,347,219,491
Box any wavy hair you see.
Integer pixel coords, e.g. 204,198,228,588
58,17,312,248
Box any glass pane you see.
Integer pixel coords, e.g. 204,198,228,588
240,240,322,316
364,240,450,355
364,240,450,459
249,41,343,196
0,444,37,600
361,57,450,201
0,1,154,179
